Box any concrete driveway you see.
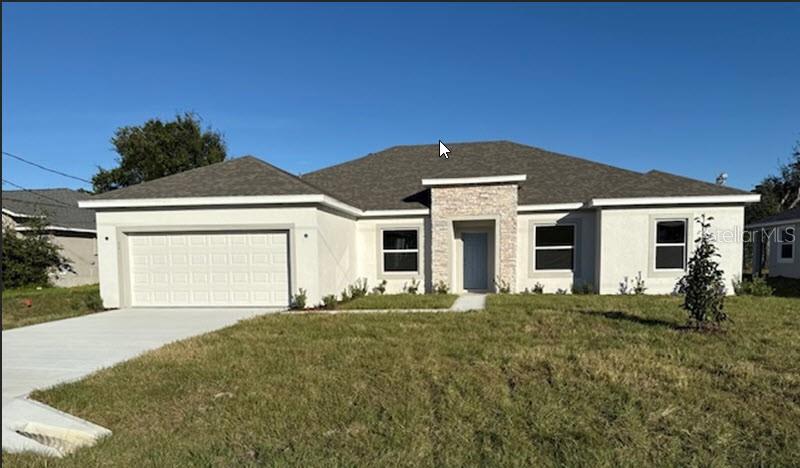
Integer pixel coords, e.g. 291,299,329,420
2,307,276,455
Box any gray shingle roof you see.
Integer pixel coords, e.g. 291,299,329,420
2,188,95,230
749,207,800,226
84,142,752,211
89,156,323,200
301,141,750,210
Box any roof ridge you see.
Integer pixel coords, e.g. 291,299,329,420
643,169,750,193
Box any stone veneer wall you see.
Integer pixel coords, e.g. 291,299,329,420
430,184,518,291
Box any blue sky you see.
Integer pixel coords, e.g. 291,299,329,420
3,3,798,192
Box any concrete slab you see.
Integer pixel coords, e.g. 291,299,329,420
2,307,278,455
451,293,487,311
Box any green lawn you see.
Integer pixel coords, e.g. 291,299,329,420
2,284,103,330
5,295,800,466
339,293,458,310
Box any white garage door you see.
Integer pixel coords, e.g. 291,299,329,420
128,231,290,307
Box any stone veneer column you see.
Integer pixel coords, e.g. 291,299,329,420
430,184,518,291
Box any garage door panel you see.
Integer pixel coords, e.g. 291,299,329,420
129,231,289,307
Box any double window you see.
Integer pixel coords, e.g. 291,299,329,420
534,225,575,271
778,226,795,263
382,229,419,273
654,220,687,270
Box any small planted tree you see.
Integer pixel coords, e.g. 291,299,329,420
677,215,727,329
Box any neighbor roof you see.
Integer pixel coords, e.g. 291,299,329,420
85,141,753,211
89,156,325,200
748,207,800,227
301,141,750,210
2,188,95,230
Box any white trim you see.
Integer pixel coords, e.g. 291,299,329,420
79,194,363,217
1,208,40,219
746,218,800,229
590,194,760,207
362,209,430,217
421,174,527,186
380,228,420,275
15,225,96,234
653,219,688,271
518,203,584,212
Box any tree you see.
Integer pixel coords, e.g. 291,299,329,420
2,216,72,288
677,215,727,329
92,112,226,193
748,139,800,224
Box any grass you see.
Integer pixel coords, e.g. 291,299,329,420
339,293,458,310
2,284,103,330
4,294,800,466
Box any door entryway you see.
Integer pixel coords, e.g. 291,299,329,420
462,232,489,291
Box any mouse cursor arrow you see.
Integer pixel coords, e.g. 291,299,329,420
439,140,451,159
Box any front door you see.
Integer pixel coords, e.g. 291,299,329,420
462,232,488,291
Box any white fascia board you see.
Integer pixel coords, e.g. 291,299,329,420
361,209,430,217
517,203,584,212
78,194,364,217
421,174,527,187
1,208,40,219
15,225,97,234
745,218,800,229
589,194,761,207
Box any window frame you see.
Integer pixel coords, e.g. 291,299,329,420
777,226,795,263
532,223,576,272
379,227,421,276
653,218,688,271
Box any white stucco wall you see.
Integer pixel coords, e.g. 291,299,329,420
355,216,428,294
316,208,359,303
597,205,745,294
94,206,326,308
765,221,799,279
516,210,597,293
51,234,99,287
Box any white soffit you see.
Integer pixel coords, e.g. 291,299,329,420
421,174,527,187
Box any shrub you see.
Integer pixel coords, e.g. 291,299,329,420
677,215,727,329
403,279,420,294
434,280,449,294
322,294,338,310
495,277,511,294
523,282,545,294
340,288,350,302
619,272,647,295
555,288,568,295
348,278,368,300
733,275,774,297
2,217,72,288
571,282,594,295
290,288,307,310
371,279,387,295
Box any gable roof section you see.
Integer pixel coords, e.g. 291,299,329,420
89,156,323,200
2,188,95,230
301,141,752,210
748,207,800,228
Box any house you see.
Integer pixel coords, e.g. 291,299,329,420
78,141,760,308
3,188,99,287
748,207,799,279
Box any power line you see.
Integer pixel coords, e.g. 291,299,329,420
1,178,76,208
2,151,92,184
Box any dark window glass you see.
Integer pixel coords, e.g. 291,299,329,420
655,245,684,269
383,252,418,272
536,225,575,247
656,221,685,244
781,243,793,259
535,249,573,270
383,230,418,250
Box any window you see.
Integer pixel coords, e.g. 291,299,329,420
382,229,419,272
655,220,686,270
778,226,795,263
534,225,575,270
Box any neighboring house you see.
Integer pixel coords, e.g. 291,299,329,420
79,141,759,308
3,188,99,287
747,207,799,279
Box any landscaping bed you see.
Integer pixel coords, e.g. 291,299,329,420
337,293,458,310
2,284,103,330
4,294,799,466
